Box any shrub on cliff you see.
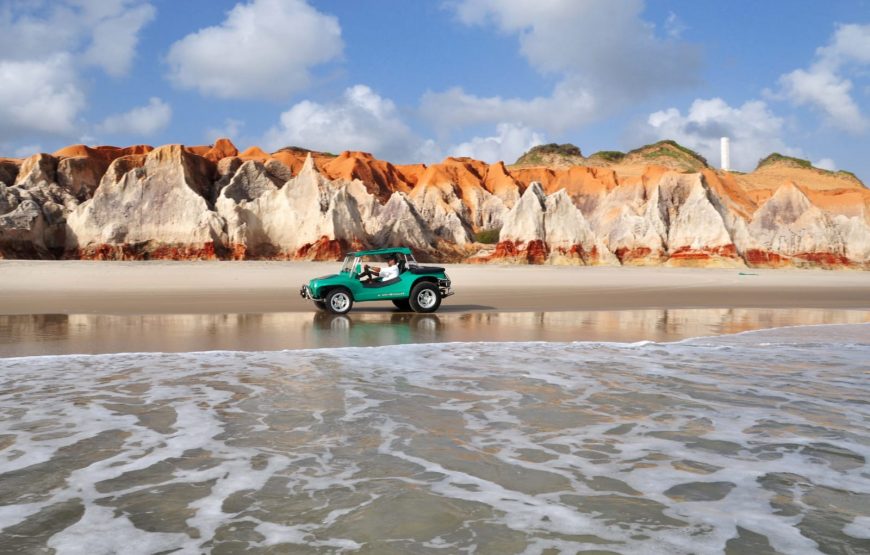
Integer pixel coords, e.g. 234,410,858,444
589,150,626,162
757,153,865,186
627,140,708,168
757,153,813,170
514,143,583,165
474,227,501,244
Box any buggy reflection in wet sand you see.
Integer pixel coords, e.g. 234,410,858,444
311,312,443,344
300,247,454,315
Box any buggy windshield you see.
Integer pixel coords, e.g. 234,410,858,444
339,255,357,274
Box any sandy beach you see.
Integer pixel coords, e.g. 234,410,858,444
1,260,868,315
1,259,867,356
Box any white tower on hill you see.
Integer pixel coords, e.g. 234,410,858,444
720,137,731,171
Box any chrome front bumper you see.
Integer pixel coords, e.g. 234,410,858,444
300,285,319,300
439,278,454,298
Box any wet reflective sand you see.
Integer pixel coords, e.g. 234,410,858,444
1,308,868,357
0,325,868,553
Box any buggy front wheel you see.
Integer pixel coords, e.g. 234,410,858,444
325,289,353,315
409,282,441,313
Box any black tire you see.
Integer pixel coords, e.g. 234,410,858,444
325,288,353,315
313,300,327,311
392,299,411,311
409,282,441,313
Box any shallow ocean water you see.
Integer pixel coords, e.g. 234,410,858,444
2,308,868,357
0,324,869,554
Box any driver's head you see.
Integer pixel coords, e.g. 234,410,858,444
387,255,397,265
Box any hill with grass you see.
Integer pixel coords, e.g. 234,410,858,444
513,143,585,167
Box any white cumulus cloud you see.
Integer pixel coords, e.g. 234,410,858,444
453,0,699,91
774,23,870,133
778,67,867,134
817,23,870,65
0,55,86,141
167,0,343,100
421,79,597,134
426,0,700,133
81,2,156,76
263,85,541,164
642,98,802,171
448,123,545,164
97,97,172,137
263,85,421,161
0,0,155,143
0,0,154,75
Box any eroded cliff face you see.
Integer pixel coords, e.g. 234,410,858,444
215,155,440,260
490,183,615,265
65,145,226,259
1,139,868,269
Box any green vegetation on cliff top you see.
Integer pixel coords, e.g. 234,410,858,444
627,140,708,168
757,153,813,169
514,143,583,165
515,140,708,169
277,146,338,157
515,142,863,184
757,153,864,185
589,150,625,162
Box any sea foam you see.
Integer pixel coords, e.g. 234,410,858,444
1,324,868,554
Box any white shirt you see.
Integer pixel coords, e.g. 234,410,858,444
379,264,399,280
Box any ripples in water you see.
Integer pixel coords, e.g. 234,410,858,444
0,324,869,553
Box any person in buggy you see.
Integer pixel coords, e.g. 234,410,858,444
357,254,400,282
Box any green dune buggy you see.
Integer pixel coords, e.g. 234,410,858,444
300,247,454,314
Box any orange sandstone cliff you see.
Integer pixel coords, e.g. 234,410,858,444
0,139,867,269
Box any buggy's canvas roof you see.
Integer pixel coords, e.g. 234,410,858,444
347,246,413,257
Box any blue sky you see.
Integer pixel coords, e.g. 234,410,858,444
1,0,868,182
